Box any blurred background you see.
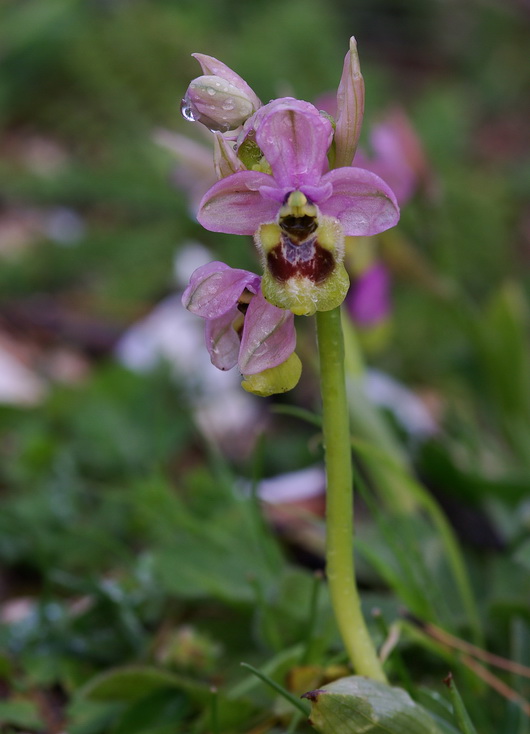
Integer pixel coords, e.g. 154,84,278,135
1,1,530,732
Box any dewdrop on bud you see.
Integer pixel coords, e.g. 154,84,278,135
182,76,256,132
181,54,260,133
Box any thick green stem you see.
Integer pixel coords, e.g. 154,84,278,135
316,307,387,682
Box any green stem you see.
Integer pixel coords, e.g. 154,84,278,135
316,306,387,682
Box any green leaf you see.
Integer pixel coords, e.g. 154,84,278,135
302,676,446,734
0,653,13,679
415,688,461,734
0,699,42,729
514,538,530,571
481,283,530,422
444,674,478,734
67,699,129,734
240,662,310,715
351,437,481,642
79,665,210,704
133,475,282,605
111,689,188,734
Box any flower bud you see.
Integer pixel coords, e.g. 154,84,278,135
182,54,260,133
241,352,302,396
334,36,365,167
192,53,261,111
181,75,258,132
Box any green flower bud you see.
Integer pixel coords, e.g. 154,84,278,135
241,352,302,396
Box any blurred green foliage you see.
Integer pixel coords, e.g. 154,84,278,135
1,0,530,732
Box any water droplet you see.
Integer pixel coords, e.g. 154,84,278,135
207,87,216,96
180,97,197,122
222,100,235,111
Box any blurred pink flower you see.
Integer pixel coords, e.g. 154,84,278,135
345,262,391,327
354,108,431,206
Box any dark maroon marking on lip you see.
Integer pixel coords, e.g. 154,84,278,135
267,237,335,285
280,215,318,243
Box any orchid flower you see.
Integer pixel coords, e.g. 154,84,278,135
196,98,399,315
182,261,301,395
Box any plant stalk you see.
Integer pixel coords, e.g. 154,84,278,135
316,306,387,682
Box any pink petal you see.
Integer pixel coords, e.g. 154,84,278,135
213,132,246,179
238,291,296,375
255,99,333,188
321,167,400,236
192,53,261,112
182,261,260,318
205,306,241,370
197,170,279,234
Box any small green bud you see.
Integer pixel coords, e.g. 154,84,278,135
241,352,302,396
